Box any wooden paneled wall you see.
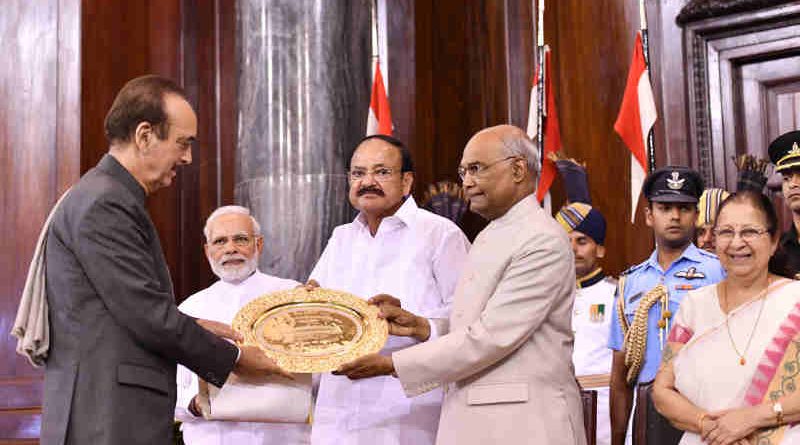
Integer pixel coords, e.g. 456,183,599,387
546,0,667,274
386,0,668,275
1,0,236,440
0,0,80,441
81,0,238,301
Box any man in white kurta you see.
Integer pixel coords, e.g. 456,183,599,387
175,206,308,444
308,135,470,445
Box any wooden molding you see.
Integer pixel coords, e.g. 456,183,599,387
677,0,798,25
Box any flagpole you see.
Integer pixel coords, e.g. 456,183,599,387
639,0,656,173
536,0,545,176
371,0,380,81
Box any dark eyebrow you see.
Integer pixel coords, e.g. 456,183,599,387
179,136,197,144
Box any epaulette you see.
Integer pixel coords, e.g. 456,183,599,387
696,249,719,260
620,261,646,277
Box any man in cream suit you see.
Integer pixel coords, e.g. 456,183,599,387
335,124,586,445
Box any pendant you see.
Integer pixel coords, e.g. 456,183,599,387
739,357,746,366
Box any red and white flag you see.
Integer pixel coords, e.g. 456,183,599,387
526,48,561,205
614,31,657,223
366,60,392,136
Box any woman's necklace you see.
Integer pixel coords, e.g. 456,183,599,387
720,279,770,366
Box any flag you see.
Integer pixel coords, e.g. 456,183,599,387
366,60,392,136
527,48,561,203
614,31,657,223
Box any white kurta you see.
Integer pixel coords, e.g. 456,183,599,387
309,197,470,445
572,275,615,445
175,271,307,445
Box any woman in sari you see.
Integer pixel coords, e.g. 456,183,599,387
653,191,800,444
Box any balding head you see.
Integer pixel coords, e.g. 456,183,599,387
459,125,537,220
471,125,540,175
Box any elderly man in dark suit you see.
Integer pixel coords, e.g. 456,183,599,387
42,75,289,445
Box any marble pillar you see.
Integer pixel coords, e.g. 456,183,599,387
236,0,371,281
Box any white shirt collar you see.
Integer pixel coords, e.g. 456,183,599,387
354,196,419,232
215,269,261,289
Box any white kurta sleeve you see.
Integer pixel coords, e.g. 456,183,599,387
175,364,200,422
309,230,338,286
424,226,469,340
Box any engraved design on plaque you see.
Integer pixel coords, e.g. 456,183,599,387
233,288,388,373
254,303,364,356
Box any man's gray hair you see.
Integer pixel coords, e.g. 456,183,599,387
203,205,262,240
500,132,540,175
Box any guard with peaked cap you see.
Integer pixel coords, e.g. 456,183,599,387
554,158,615,445
608,165,724,445
768,130,800,173
642,166,704,204
768,131,800,278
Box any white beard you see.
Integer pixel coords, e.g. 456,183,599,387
210,254,258,284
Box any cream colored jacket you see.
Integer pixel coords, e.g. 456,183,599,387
393,195,586,445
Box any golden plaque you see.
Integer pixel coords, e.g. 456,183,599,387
232,287,388,373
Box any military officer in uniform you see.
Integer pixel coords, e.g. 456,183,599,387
768,130,800,278
608,166,726,445
554,157,615,445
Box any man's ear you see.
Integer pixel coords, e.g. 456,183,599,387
255,235,264,255
402,171,414,196
511,158,527,183
644,205,654,228
133,121,154,152
596,244,606,259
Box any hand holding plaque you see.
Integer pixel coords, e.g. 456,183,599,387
369,295,431,342
232,287,388,373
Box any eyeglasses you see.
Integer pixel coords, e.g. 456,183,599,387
713,226,769,243
207,233,259,249
348,167,399,183
457,156,519,181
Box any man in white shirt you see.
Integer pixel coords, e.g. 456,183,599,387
307,135,470,445
175,205,308,444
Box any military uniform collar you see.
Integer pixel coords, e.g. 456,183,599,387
96,153,146,203
780,224,799,247
576,267,605,289
645,243,704,271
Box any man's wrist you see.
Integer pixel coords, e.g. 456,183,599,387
188,395,202,417
414,316,431,342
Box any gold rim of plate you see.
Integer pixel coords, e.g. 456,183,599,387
232,288,388,373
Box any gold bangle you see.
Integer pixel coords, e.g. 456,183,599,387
697,412,709,431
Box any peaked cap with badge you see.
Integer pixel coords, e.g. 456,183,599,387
642,165,704,204
768,130,800,173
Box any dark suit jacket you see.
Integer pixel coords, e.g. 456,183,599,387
42,154,238,445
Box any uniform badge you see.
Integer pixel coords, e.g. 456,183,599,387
589,304,605,322
675,267,705,279
627,291,643,305
667,171,685,190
